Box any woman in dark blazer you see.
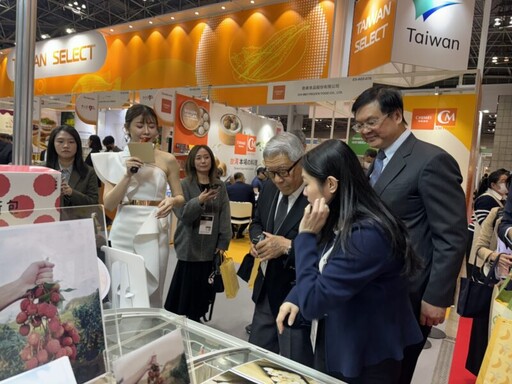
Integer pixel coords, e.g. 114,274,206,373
45,125,98,207
277,139,422,383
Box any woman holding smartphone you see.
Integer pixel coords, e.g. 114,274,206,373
165,145,232,321
92,104,184,307
45,125,98,207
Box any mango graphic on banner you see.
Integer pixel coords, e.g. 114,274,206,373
71,73,121,94
413,0,460,21
230,23,311,83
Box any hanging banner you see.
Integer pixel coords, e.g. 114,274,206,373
40,94,73,109
98,91,130,109
6,31,107,81
154,89,175,125
348,0,475,76
267,76,373,104
139,90,157,107
75,94,99,125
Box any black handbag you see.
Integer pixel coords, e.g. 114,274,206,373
208,250,224,293
237,253,254,282
456,260,494,318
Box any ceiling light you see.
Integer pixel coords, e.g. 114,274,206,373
195,11,199,15
81,4,86,8
250,0,255,3
68,2,73,6
73,1,78,5
494,17,502,26
110,28,114,32
171,16,175,20
129,25,133,28
66,28,75,34
149,20,153,24
41,34,50,39
221,5,226,9
505,57,509,62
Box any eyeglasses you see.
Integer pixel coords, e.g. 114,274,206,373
266,157,301,179
351,113,390,133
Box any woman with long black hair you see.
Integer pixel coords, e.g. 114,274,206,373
45,125,98,207
277,139,422,383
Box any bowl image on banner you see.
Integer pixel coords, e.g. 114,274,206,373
180,100,200,131
75,94,98,125
219,114,242,145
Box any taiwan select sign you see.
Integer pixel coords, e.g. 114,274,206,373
349,0,475,75
6,31,107,81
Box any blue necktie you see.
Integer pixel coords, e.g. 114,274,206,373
370,150,386,187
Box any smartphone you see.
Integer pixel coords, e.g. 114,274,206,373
208,183,220,190
251,233,266,244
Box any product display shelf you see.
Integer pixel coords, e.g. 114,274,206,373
102,308,344,383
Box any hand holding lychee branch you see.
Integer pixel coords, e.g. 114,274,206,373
0,261,55,311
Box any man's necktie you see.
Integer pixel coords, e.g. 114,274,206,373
369,150,386,187
274,195,289,231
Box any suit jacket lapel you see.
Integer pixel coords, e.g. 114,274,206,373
374,134,416,195
68,169,80,189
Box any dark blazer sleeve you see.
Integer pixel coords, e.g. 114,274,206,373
498,192,512,247
65,167,99,206
416,150,467,307
292,228,395,320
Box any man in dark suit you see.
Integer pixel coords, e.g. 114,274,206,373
248,132,312,366
352,86,467,384
227,172,256,238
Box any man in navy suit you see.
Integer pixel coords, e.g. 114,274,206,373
248,132,312,366
352,86,467,384
227,172,256,238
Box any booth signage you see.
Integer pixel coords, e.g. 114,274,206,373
6,31,107,81
98,91,130,109
266,76,373,104
41,94,73,109
75,94,99,125
348,0,474,75
392,0,475,70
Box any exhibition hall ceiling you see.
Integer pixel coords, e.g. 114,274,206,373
0,0,510,85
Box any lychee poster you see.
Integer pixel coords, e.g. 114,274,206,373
0,219,106,383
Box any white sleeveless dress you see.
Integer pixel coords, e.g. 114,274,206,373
92,149,170,307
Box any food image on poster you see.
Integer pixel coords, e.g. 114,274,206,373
195,107,210,137
180,100,201,131
219,114,242,145
0,219,106,383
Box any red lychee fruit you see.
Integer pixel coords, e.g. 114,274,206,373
16,311,28,324
19,324,30,336
36,349,48,364
27,332,40,347
46,339,61,355
25,357,39,370
50,292,60,304
20,298,30,312
26,303,37,316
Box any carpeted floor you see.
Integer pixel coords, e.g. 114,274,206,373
447,317,477,383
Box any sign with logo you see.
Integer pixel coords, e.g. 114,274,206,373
349,0,475,75
98,91,130,109
412,107,457,130
267,76,373,104
392,0,474,70
234,134,257,155
348,0,397,76
75,94,98,125
6,31,107,81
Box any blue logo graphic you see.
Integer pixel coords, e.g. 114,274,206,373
413,0,460,21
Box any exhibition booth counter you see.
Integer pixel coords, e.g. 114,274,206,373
99,308,344,384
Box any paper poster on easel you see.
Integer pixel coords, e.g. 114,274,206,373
0,219,106,383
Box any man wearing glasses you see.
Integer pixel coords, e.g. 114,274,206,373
248,132,313,365
352,85,467,384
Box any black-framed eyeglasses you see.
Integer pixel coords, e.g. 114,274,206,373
351,113,390,133
266,157,302,179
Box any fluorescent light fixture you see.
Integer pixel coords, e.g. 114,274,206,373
482,110,489,113
41,34,50,39
65,28,75,34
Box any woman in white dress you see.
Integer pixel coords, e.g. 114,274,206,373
92,104,185,307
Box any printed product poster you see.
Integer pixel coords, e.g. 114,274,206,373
203,359,320,384
0,219,106,383
208,103,278,182
173,94,210,151
0,356,77,384
112,328,190,384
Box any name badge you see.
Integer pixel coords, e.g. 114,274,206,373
199,214,214,235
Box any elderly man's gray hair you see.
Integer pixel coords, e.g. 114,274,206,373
263,132,305,162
